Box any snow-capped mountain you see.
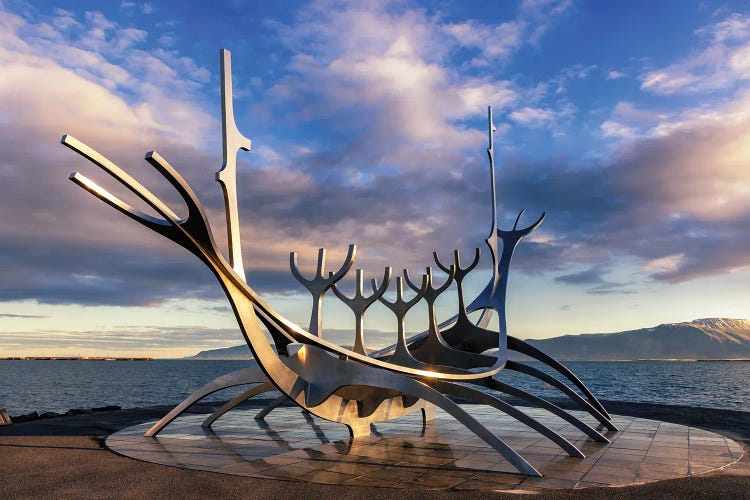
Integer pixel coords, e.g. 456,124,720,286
522,318,750,361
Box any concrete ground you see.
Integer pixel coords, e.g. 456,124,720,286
0,401,748,499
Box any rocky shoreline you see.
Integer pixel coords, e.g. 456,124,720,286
9,405,122,423
2,397,748,446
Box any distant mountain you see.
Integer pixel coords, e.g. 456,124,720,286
188,318,750,361
524,318,750,361
190,344,253,360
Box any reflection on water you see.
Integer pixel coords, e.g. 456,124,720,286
0,359,748,415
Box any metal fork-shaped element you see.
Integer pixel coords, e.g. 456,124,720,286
402,264,496,370
375,273,428,367
491,209,545,329
290,245,356,336
470,209,545,329
433,248,481,326
404,266,454,348
331,268,392,355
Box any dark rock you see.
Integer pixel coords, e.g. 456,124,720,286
11,411,39,423
39,411,61,419
66,408,93,416
91,405,121,412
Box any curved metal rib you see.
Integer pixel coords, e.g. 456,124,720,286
64,137,510,380
145,364,267,437
431,380,584,457
505,360,617,431
67,137,553,386
283,345,540,476
431,248,500,353
507,336,611,420
202,382,276,428
413,386,540,476
478,377,610,443
62,135,180,223
255,394,289,420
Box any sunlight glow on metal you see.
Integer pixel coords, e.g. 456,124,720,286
61,47,615,478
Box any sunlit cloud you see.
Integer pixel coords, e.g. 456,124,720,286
641,13,750,95
1,1,750,355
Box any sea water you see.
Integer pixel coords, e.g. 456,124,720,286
0,359,748,416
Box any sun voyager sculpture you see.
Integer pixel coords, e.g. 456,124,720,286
61,49,617,477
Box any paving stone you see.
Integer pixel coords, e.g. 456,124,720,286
105,405,742,491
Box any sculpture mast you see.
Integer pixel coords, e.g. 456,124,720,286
477,106,500,327
216,49,252,280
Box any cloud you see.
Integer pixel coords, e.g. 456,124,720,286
555,268,605,285
696,12,750,43
501,90,750,284
2,0,750,324
641,13,750,95
600,120,638,138
0,0,504,306
508,104,574,129
555,268,635,295
0,325,398,357
0,313,49,319
520,0,572,45
600,101,670,138
509,106,557,127
0,6,227,306
550,64,597,94
606,70,626,80
1,325,241,356
268,1,521,163
442,0,571,65
442,19,524,64
0,8,214,144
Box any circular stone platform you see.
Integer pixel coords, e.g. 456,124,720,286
106,405,744,491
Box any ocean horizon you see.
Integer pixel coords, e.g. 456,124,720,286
1,359,748,417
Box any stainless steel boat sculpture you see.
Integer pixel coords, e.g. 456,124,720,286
61,49,617,477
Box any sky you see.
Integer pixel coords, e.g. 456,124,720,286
1,0,750,357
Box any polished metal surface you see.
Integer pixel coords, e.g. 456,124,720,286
476,106,500,329
216,49,252,279
202,382,276,428
362,108,612,432
61,50,619,477
290,245,356,336
145,364,267,437
62,135,536,474
0,408,11,426
376,273,429,367
331,268,392,355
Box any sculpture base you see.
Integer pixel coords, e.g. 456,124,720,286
106,404,743,490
